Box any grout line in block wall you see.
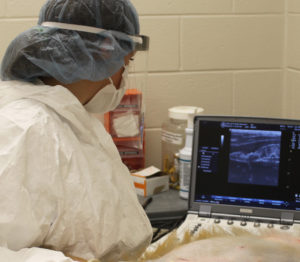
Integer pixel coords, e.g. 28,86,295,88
282,0,289,118
1,12,286,19
145,128,161,132
179,16,182,71
1,12,288,20
232,72,236,116
287,67,300,72
139,13,284,17
0,13,286,22
1,13,284,20
0,17,38,21
146,68,283,75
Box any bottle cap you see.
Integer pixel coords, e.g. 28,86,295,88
168,106,204,120
187,109,198,129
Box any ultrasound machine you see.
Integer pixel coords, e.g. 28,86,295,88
172,116,300,239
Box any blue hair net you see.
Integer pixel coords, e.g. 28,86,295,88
0,0,140,84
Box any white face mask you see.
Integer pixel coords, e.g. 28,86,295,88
84,65,129,114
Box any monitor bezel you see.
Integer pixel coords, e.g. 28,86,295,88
189,115,300,221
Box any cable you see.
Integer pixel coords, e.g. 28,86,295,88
151,215,186,243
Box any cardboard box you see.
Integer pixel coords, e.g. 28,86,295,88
131,166,169,197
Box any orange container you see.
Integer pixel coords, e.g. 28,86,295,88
105,89,145,171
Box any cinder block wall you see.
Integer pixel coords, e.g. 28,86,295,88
285,0,300,119
0,0,44,58
0,0,290,168
132,0,286,168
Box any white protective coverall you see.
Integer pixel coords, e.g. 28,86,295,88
0,80,152,261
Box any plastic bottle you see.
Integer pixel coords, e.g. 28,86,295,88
161,106,203,189
179,111,196,199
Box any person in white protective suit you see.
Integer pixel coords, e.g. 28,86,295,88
0,0,152,261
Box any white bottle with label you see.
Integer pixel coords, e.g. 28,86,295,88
179,112,195,200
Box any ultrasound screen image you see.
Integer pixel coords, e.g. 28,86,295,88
228,129,281,187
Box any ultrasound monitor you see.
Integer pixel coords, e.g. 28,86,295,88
189,116,300,223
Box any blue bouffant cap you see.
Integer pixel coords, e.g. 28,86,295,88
1,0,140,84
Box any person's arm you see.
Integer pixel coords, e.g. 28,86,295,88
0,246,75,262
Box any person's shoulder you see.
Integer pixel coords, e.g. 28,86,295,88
4,97,58,122
0,80,85,147
0,96,65,140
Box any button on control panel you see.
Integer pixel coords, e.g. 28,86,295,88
189,216,294,236
214,219,221,224
280,225,290,230
254,222,260,228
227,219,234,225
240,221,247,226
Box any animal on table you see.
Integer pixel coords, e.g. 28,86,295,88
138,227,300,262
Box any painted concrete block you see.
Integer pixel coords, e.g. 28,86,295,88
182,16,284,70
6,0,44,17
137,17,180,72
131,0,233,15
234,0,284,14
145,72,233,128
289,0,300,13
287,15,300,70
285,70,300,119
145,128,162,168
234,70,283,117
181,16,284,70
0,2,6,18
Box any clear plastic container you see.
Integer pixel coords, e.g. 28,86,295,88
161,106,204,188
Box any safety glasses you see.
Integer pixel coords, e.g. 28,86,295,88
41,22,149,51
131,35,149,51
